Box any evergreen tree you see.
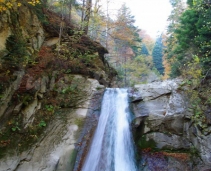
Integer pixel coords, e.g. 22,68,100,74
166,0,186,77
152,36,164,75
140,44,149,56
166,0,211,77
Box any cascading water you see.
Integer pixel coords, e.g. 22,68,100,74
82,88,137,171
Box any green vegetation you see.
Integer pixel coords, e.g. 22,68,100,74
152,36,164,75
38,120,47,127
140,44,149,56
74,117,85,128
137,135,157,150
164,0,211,131
166,0,211,78
3,34,28,69
69,149,78,171
124,55,153,85
45,105,54,112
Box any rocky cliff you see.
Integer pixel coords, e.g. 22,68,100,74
0,75,105,171
0,3,115,171
130,79,211,170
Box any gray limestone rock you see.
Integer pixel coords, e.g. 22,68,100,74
131,78,211,168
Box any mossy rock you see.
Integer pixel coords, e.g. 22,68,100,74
137,135,157,150
69,149,78,170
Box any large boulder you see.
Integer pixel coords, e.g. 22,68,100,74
130,79,187,135
130,79,211,168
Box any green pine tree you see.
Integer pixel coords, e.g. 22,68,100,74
152,36,164,75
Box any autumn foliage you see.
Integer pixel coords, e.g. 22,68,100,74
0,0,40,12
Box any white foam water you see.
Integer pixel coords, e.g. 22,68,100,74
82,88,137,171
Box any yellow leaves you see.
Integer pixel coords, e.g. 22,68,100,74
0,0,18,12
28,0,40,6
0,0,39,13
52,1,60,7
193,55,200,63
6,2,12,8
182,55,202,80
162,55,171,80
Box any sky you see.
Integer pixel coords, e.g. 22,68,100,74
105,0,173,38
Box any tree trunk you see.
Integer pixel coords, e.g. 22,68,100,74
42,0,47,5
83,0,92,34
81,0,86,29
69,1,72,23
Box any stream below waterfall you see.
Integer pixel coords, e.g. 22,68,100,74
81,88,137,171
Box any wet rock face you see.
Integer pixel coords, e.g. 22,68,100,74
73,89,105,171
130,79,211,169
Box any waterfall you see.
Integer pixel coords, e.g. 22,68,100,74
82,88,137,171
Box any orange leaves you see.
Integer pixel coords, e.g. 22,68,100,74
0,6,6,12
162,152,190,161
142,148,152,153
38,46,53,58
112,21,136,45
112,31,133,44
142,148,190,162
0,140,10,147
